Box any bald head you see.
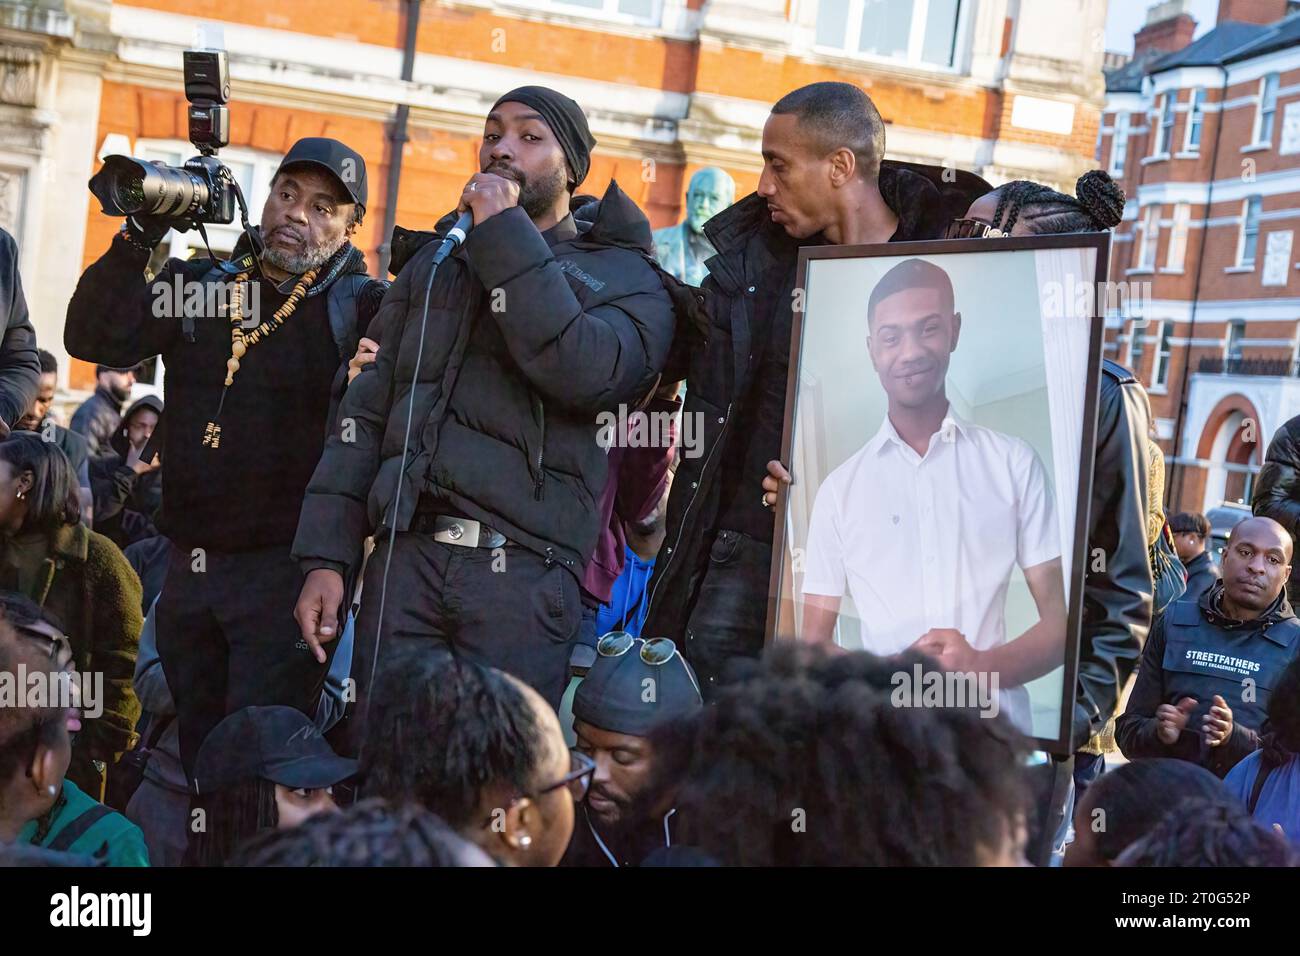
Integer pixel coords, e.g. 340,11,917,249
1231,516,1293,561
1221,516,1294,618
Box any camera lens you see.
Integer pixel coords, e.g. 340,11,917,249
112,175,146,212
89,156,208,218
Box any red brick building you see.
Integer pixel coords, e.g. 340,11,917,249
1,0,1108,396
1099,0,1300,514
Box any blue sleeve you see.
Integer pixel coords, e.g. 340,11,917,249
1223,751,1259,805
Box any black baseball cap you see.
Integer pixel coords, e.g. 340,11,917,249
275,137,368,215
193,705,358,794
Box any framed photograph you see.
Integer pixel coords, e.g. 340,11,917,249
767,233,1110,754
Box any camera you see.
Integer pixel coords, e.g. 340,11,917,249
89,50,239,226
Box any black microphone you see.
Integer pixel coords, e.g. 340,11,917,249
429,211,473,267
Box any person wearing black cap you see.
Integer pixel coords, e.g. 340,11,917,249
562,632,701,867
190,704,357,865
292,87,675,734
65,137,390,791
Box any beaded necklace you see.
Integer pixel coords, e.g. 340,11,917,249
202,268,317,448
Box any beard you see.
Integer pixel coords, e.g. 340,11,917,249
487,160,568,220
261,226,347,276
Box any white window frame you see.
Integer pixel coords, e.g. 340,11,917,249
1166,202,1191,271
1226,319,1246,362
1236,196,1262,268
812,0,967,73
1128,318,1145,370
1251,73,1279,147
1109,112,1130,177
1152,92,1175,156
1153,321,1173,390
1183,88,1204,153
1137,204,1161,269
524,0,663,27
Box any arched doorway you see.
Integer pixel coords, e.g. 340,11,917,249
1195,395,1263,510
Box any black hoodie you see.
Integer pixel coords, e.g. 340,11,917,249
66,230,384,552
89,394,165,549
293,179,676,580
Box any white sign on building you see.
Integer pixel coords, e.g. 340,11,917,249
1282,101,1300,155
1263,230,1293,286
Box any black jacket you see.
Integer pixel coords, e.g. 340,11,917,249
0,228,40,434
642,160,991,642
1076,360,1154,751
1184,550,1221,601
65,230,387,553
1117,582,1300,776
1253,416,1300,590
292,181,676,579
89,394,165,549
69,386,124,462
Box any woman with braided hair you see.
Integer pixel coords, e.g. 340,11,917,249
943,169,1126,238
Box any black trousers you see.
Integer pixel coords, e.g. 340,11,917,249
685,529,772,701
155,542,331,783
339,532,580,758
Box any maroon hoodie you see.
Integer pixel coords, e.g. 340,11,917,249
583,396,679,604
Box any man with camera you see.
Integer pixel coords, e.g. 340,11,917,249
65,136,388,782
291,87,676,747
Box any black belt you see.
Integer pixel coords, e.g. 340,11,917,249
411,511,508,550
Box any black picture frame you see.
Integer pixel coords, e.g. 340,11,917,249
765,232,1111,755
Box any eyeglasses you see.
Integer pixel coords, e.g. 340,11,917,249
596,631,679,665
15,620,72,664
535,748,596,802
943,217,1008,240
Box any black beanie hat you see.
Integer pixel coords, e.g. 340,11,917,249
492,86,597,188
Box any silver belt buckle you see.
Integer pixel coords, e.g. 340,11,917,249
433,516,481,548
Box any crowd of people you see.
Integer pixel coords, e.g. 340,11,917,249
0,79,1297,868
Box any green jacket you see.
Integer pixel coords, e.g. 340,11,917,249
19,779,150,866
0,522,143,763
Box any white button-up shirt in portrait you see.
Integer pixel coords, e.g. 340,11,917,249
800,407,1060,732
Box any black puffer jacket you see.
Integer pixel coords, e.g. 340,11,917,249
69,385,124,462
642,159,991,642
1253,416,1300,593
292,180,676,579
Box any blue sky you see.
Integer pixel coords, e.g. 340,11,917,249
1104,0,1221,54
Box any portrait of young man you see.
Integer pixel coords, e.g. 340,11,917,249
795,256,1072,734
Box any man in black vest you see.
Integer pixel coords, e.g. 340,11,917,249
1118,516,1300,778
65,138,388,781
